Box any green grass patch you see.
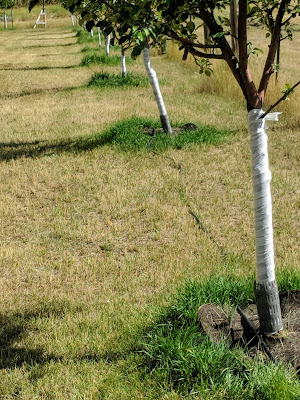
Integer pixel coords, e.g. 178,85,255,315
80,45,100,53
75,28,97,44
80,53,127,67
134,270,300,398
95,117,232,152
88,72,148,88
0,117,232,161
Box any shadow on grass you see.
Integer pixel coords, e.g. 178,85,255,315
0,117,232,161
0,85,86,100
22,42,76,49
113,270,300,397
0,301,75,369
23,36,76,41
1,268,298,397
0,64,79,71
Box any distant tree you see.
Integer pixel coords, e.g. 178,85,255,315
67,0,172,133
0,0,14,9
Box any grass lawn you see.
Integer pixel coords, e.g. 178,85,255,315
0,8,299,399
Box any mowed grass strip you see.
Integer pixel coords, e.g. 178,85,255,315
0,13,299,399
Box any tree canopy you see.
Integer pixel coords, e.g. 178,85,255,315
0,0,14,9
65,0,300,110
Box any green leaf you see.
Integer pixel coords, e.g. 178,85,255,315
211,32,224,39
66,0,74,8
86,20,95,32
186,21,195,33
131,46,142,59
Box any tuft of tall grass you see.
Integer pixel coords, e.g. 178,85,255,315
88,72,148,88
80,45,101,53
75,29,97,44
137,270,300,398
80,53,125,67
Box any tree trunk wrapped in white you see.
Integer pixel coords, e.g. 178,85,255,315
143,43,172,134
248,109,282,334
105,34,110,56
121,46,126,77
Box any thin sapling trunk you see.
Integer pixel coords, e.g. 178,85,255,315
143,42,172,134
121,45,126,77
248,110,282,334
105,34,110,56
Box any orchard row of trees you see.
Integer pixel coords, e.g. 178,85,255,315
29,0,299,335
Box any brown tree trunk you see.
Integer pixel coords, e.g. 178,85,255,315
230,0,238,54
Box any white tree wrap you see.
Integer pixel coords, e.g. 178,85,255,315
143,47,167,117
121,53,126,77
248,109,282,334
143,47,172,133
98,28,102,47
105,34,110,56
248,109,282,282
248,109,276,283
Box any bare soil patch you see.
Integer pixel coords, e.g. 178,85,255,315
197,291,300,374
142,123,198,136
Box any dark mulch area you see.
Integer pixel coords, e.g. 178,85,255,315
142,123,198,137
197,291,300,374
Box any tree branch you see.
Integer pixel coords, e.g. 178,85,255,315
282,14,295,26
260,80,300,119
167,30,220,49
188,47,224,60
258,0,289,103
238,0,260,109
196,4,250,105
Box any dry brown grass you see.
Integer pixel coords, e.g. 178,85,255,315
0,12,299,398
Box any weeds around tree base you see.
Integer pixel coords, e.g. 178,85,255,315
96,117,232,152
134,270,300,399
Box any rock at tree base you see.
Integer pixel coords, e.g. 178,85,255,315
197,303,232,344
142,123,198,137
197,291,300,371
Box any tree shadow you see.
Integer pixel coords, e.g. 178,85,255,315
24,36,76,41
0,64,79,71
0,130,117,161
0,301,75,369
22,43,76,49
0,85,85,100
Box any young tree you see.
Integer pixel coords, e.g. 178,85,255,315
0,0,14,29
67,0,172,133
